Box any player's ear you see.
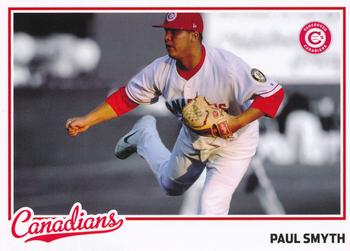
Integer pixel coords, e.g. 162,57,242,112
191,31,200,42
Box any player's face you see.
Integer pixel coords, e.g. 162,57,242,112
164,29,193,59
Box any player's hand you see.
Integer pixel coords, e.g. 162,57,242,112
65,117,90,137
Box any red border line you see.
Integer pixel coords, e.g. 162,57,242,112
8,7,345,11
8,9,12,221
8,7,346,221
126,217,345,221
342,7,346,220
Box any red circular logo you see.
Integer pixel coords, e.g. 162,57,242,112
166,13,177,22
299,21,331,54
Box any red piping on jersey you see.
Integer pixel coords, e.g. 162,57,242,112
105,86,139,116
250,88,284,118
257,83,280,96
176,45,206,80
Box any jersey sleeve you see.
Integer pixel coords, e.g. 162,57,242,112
230,57,282,105
125,57,166,105
250,88,284,118
105,86,139,116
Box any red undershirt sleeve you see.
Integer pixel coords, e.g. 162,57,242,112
250,88,285,118
105,86,139,116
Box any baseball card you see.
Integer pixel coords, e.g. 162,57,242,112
0,0,349,250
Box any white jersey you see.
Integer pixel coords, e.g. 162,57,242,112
125,46,281,148
118,45,283,214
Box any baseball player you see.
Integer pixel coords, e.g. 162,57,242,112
66,13,284,215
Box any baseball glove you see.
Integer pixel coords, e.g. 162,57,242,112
182,96,233,138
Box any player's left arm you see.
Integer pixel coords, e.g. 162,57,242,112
227,88,284,133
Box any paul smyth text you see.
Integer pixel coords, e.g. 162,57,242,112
270,233,346,244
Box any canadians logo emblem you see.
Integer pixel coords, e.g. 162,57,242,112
299,21,331,54
11,202,124,242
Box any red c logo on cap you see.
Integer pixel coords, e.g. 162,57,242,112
166,13,177,22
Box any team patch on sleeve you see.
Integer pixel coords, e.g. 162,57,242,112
251,68,267,83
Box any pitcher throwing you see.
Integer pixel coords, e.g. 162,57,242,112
66,13,284,215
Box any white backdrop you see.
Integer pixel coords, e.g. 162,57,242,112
205,12,341,84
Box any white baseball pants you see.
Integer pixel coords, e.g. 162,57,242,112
136,123,259,215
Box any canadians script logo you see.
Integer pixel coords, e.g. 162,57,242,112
11,202,124,242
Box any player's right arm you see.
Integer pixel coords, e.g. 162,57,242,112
66,102,118,137
66,57,164,137
66,86,139,137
